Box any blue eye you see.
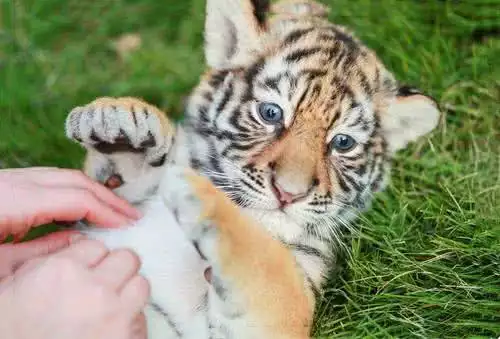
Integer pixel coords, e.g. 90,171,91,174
331,134,356,152
258,102,283,124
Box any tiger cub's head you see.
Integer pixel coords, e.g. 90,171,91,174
185,0,440,237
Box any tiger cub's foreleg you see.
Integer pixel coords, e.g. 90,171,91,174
65,97,176,203
161,166,314,339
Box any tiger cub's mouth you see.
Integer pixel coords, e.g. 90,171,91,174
270,175,310,210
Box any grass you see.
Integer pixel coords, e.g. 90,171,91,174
1,0,499,337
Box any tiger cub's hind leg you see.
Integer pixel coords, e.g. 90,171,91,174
160,166,314,339
65,97,176,203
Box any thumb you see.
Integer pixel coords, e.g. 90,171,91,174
0,231,81,278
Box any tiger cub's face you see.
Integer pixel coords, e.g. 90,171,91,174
185,0,440,238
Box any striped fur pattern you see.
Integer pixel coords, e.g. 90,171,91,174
65,1,440,338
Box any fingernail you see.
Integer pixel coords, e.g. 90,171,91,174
12,231,28,244
128,208,143,220
108,218,135,229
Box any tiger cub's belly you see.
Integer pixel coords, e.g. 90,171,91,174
82,196,209,338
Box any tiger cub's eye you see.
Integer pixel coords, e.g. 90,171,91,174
258,102,283,124
331,134,357,152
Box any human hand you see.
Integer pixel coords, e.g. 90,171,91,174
0,167,141,236
0,239,150,339
0,167,141,276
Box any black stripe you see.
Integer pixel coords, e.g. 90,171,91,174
325,110,341,136
211,274,230,301
250,0,270,27
347,114,364,128
228,116,251,134
228,106,251,133
288,242,330,263
197,105,210,124
193,126,216,139
370,163,386,192
190,157,203,170
241,82,254,104
193,241,207,260
309,200,329,206
329,26,357,49
306,208,328,215
208,141,224,174
306,274,322,300
285,47,323,63
239,178,262,194
242,59,263,102
318,32,335,42
374,67,381,88
208,70,230,88
305,223,331,242
340,81,356,101
325,43,342,60
202,91,213,101
149,301,182,337
354,162,368,176
310,82,321,97
216,81,234,114
150,153,167,167
342,48,360,70
283,27,314,45
358,69,372,94
397,85,421,97
244,57,265,86
226,139,260,151
297,68,327,80
341,152,364,161
287,75,299,101
343,172,362,191
295,85,310,110
131,107,138,126
332,166,350,193
246,109,261,127
261,72,286,93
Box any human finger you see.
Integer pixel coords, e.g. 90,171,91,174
29,186,134,228
54,238,109,268
0,231,78,278
92,249,141,291
120,275,150,313
18,168,141,221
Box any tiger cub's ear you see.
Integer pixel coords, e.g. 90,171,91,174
204,0,270,69
381,86,441,153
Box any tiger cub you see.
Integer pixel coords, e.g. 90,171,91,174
65,0,440,338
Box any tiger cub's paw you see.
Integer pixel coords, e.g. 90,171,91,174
65,97,175,166
160,166,218,249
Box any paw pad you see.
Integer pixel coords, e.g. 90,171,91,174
65,97,174,166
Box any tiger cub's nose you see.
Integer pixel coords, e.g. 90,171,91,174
271,175,318,207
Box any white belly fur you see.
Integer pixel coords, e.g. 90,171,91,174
82,196,209,338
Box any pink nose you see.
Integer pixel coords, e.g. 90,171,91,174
272,180,302,207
